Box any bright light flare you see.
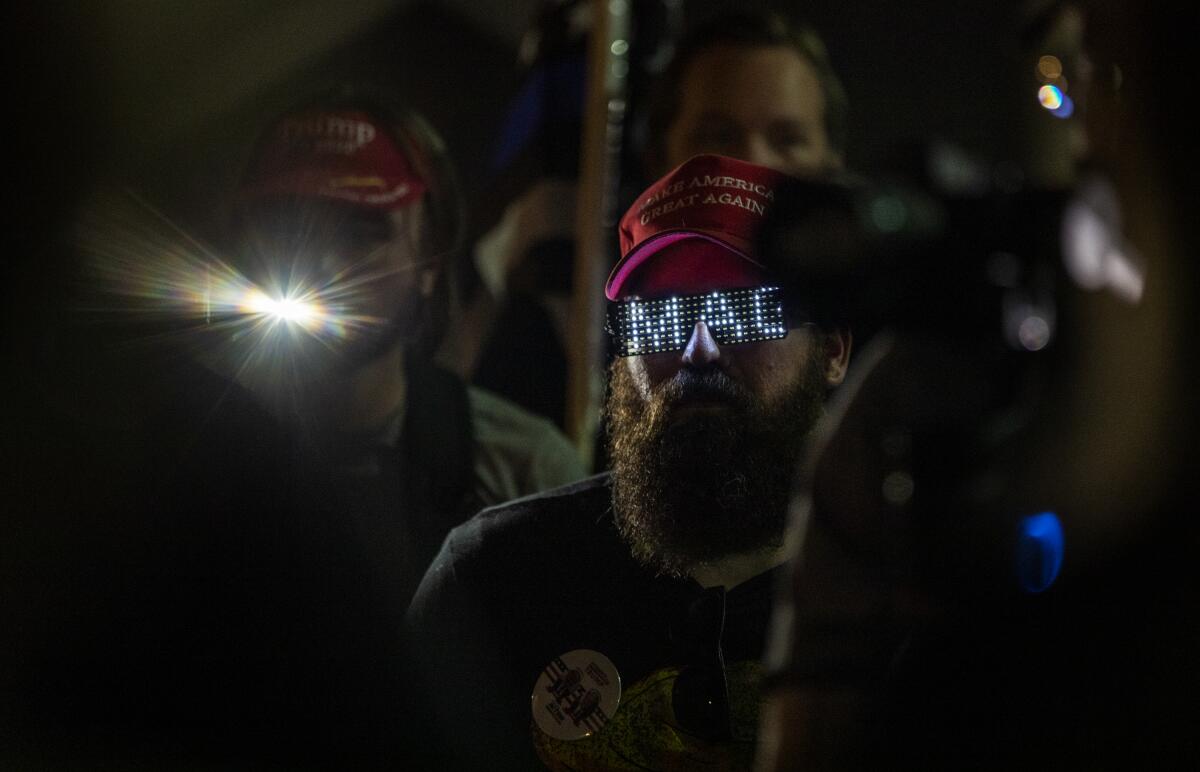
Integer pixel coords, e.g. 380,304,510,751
73,187,399,392
239,288,326,329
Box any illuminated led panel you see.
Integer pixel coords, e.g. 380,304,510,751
606,286,789,357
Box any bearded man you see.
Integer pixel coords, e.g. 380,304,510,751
406,154,851,771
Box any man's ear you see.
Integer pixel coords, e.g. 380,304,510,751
822,328,852,386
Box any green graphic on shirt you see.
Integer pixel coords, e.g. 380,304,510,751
533,661,763,771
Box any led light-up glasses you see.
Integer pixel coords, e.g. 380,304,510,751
605,285,798,357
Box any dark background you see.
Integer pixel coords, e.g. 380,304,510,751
18,0,1021,242
4,0,1194,765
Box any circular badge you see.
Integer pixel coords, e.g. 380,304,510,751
531,649,622,741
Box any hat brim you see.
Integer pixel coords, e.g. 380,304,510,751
605,229,765,301
238,172,424,211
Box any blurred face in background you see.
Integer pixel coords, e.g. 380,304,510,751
234,197,434,371
664,44,843,176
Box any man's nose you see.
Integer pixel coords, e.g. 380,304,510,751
681,321,723,367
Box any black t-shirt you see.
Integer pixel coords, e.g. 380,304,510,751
406,473,782,771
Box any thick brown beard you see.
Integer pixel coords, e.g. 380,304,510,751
607,350,827,578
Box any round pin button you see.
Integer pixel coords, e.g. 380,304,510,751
531,649,622,741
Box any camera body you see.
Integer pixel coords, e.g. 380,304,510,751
758,156,1087,598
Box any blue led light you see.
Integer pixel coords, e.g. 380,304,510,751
1015,511,1064,593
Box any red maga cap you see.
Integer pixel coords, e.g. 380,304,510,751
238,109,426,210
607,154,793,300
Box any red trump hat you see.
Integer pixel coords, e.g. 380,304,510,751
607,154,793,300
239,109,426,210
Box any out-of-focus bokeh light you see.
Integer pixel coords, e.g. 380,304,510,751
1017,315,1052,351
868,194,908,233
1049,94,1075,119
929,140,990,194
1016,511,1064,593
1038,84,1064,110
1102,247,1145,304
1037,54,1063,80
1061,181,1146,303
881,470,915,506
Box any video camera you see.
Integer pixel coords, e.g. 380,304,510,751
756,145,1141,597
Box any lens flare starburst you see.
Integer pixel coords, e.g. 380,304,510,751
73,189,403,412
239,288,325,329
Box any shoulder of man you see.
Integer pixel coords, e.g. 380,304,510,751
406,472,626,648
465,384,588,506
413,472,612,598
403,473,617,769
